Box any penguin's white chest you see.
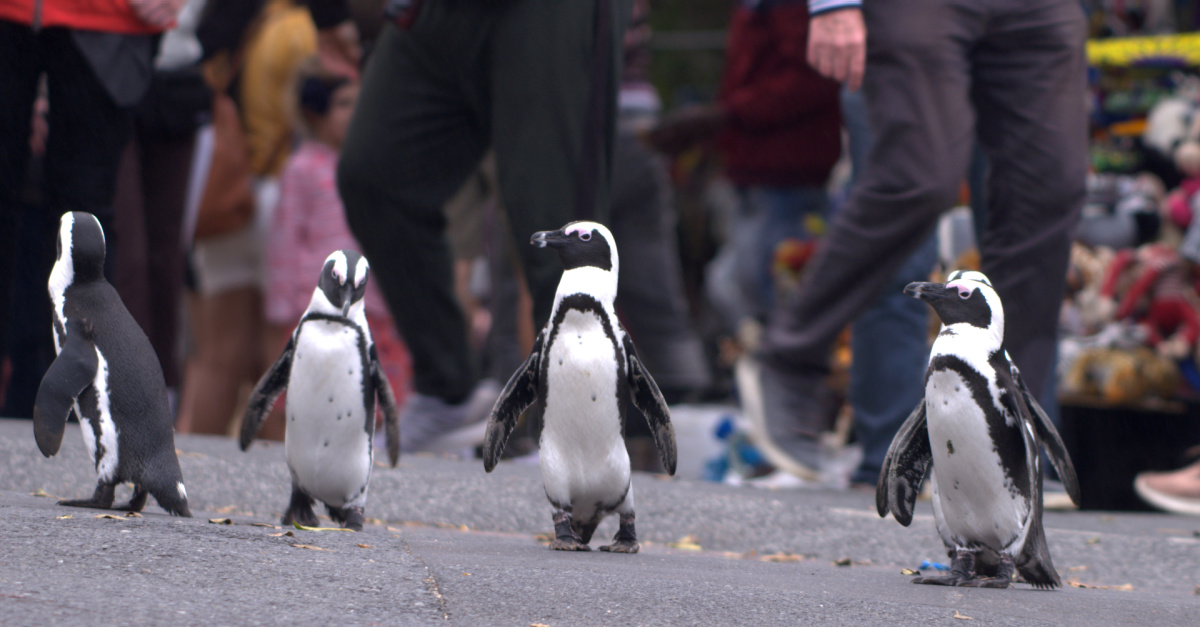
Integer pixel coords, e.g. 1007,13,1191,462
925,368,1028,551
540,309,629,517
285,320,372,508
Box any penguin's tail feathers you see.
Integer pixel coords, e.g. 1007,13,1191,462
1018,560,1062,590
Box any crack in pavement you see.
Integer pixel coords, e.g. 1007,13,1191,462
398,534,449,620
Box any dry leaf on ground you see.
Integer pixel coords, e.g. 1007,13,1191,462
668,535,702,551
357,544,372,549
94,514,124,520
208,518,233,525
953,610,973,620
56,514,73,520
291,544,333,551
292,521,352,532
760,553,804,563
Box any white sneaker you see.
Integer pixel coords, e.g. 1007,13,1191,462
399,379,501,455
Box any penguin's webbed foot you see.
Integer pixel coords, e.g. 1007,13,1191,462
598,513,639,554
598,540,639,553
59,484,116,510
911,573,970,586
958,576,1012,588
549,538,591,551
958,553,1014,588
340,507,365,532
913,549,975,586
550,509,589,551
282,487,319,528
113,487,149,512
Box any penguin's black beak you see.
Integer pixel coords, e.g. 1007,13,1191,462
340,283,354,317
904,281,949,302
531,229,569,249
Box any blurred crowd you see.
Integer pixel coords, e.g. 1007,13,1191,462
2,0,1198,515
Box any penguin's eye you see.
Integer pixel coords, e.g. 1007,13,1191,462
579,231,592,241
957,287,972,299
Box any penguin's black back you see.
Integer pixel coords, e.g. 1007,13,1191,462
62,277,175,477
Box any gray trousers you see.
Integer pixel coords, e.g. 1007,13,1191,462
764,0,1087,407
339,0,628,401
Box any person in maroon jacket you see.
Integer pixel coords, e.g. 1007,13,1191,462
648,0,841,322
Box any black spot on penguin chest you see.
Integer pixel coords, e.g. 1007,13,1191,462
540,294,627,431
927,354,1030,500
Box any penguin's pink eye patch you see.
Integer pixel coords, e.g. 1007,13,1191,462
947,281,973,299
565,224,592,241
579,231,591,241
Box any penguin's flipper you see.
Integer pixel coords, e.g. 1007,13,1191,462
239,337,294,451
623,333,677,476
876,401,930,526
1010,364,1081,506
370,345,401,467
1016,469,1062,589
484,333,544,472
33,318,99,457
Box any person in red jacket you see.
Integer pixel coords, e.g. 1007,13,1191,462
648,0,841,322
0,0,183,412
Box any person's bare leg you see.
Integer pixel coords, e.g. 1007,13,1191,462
178,287,262,435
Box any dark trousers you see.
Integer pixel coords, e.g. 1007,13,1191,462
0,22,134,373
764,0,1087,412
339,0,627,401
112,129,194,388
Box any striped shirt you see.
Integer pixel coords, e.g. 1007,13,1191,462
265,140,390,325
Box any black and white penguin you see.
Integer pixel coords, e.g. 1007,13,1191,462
240,249,400,531
483,221,676,553
34,211,191,517
877,270,1080,588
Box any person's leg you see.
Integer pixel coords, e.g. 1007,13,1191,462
756,0,981,469
0,20,42,383
841,58,939,487
338,16,491,404
41,28,135,268
609,128,709,397
138,129,193,388
849,235,937,485
490,0,628,328
971,0,1087,401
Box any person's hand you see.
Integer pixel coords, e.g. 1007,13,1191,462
129,0,186,29
318,21,363,80
643,104,726,156
807,8,866,91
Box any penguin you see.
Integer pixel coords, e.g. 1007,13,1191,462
34,211,191,517
877,270,1080,588
240,249,400,531
483,221,677,553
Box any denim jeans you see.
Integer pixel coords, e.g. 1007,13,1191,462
734,185,830,321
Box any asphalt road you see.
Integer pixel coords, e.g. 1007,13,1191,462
1,418,1197,626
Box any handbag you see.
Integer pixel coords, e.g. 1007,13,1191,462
192,82,256,240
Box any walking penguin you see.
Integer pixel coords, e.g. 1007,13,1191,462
877,270,1080,588
483,221,677,553
34,211,191,516
240,249,400,531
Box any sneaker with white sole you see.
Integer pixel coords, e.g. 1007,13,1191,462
398,379,501,455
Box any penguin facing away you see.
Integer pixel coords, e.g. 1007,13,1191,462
34,211,191,517
240,249,400,531
484,221,677,553
877,270,1080,589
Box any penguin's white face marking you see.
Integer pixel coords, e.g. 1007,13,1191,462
313,249,370,319
354,256,369,290
49,214,77,350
